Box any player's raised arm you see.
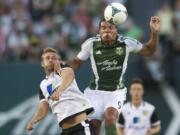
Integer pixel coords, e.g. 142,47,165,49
67,37,93,69
26,101,49,131
67,57,85,69
139,16,160,56
51,60,75,101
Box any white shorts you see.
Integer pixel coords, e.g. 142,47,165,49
84,87,127,120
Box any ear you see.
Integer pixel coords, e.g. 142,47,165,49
41,61,44,67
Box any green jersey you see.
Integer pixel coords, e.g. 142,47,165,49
77,35,142,91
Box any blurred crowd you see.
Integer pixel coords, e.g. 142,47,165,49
0,0,180,91
0,0,126,62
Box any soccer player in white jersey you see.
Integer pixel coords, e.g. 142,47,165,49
67,16,160,135
118,78,161,135
26,48,95,135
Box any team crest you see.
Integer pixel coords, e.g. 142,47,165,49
116,47,123,55
143,110,149,116
96,50,102,55
47,83,56,95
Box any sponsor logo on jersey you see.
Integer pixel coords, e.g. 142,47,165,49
133,117,141,124
143,110,149,116
47,83,56,95
116,47,123,55
97,60,122,71
96,50,102,55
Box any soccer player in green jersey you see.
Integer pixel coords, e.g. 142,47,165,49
67,16,160,135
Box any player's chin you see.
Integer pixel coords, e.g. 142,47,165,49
102,35,113,42
46,65,54,71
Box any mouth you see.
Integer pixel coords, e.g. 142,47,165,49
102,33,112,41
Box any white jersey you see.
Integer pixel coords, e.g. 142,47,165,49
39,66,93,126
118,102,160,135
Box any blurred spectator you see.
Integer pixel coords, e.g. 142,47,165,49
5,19,29,61
29,0,52,21
120,17,143,40
157,2,173,38
168,0,180,91
26,22,42,62
0,24,5,60
172,0,180,55
61,12,87,49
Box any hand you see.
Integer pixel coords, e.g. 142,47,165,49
150,16,160,33
53,60,62,74
147,128,154,135
51,89,63,101
26,121,34,131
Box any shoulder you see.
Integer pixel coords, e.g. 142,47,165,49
40,79,47,90
143,101,155,111
118,35,143,52
81,36,101,49
121,102,131,111
118,35,141,45
61,63,70,69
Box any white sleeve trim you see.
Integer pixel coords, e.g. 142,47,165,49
61,67,71,70
77,38,94,61
117,123,124,128
152,120,161,126
39,99,47,103
124,37,143,53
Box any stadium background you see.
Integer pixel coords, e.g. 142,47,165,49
0,0,180,135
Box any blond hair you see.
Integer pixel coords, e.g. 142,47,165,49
41,47,61,60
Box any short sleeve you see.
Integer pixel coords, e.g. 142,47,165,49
118,113,125,127
77,38,94,61
151,109,160,126
39,88,45,100
124,37,143,53
60,63,69,68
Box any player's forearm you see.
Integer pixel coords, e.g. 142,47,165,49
143,31,159,56
30,103,49,124
67,58,83,69
150,125,161,134
58,68,74,92
117,128,124,135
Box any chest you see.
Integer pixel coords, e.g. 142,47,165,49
42,75,62,97
124,108,152,125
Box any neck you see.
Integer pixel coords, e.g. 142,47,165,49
102,40,116,46
45,70,53,76
132,99,142,108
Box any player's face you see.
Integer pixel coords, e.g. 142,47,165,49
130,83,144,101
42,52,59,72
99,21,117,43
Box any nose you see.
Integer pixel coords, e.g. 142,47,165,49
104,27,111,32
48,57,54,62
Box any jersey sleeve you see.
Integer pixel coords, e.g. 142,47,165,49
39,88,45,101
39,82,48,103
77,38,93,61
150,109,161,126
61,63,69,69
124,37,143,53
118,113,125,127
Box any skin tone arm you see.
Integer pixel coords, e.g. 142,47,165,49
51,60,75,101
67,58,85,70
139,16,160,56
147,124,161,135
118,127,124,135
26,101,49,131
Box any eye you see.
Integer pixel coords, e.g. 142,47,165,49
101,26,106,30
109,25,114,29
45,56,50,60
